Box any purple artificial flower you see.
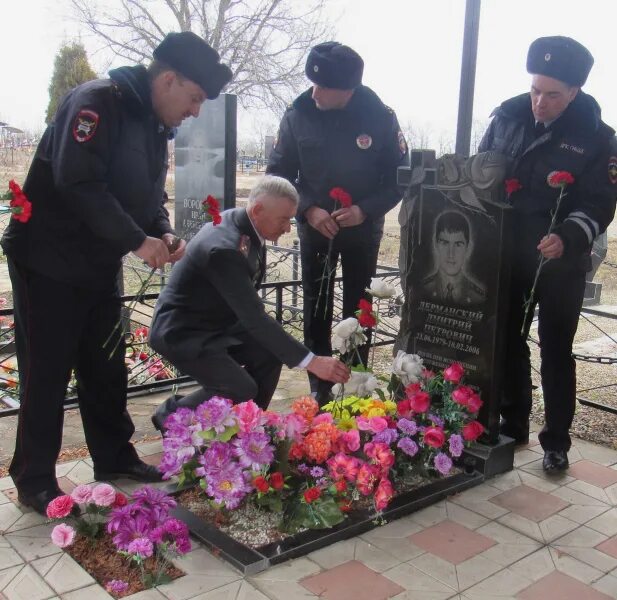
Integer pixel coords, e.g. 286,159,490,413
107,506,153,550
310,466,325,478
127,536,154,558
196,441,234,478
195,396,237,433
448,434,464,458
397,437,419,457
316,477,329,487
397,418,418,436
159,441,195,480
105,580,129,594
233,431,275,470
373,428,399,445
434,452,453,475
131,486,176,522
205,463,252,509
297,463,310,475
428,413,445,428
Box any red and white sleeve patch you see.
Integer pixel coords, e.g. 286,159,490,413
72,109,100,143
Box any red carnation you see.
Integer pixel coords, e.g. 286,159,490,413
504,178,522,198
408,391,431,413
253,475,270,493
202,195,222,225
423,426,446,448
547,171,575,188
329,187,352,208
356,298,377,328
334,479,347,493
303,486,322,503
462,420,485,441
269,472,285,490
112,492,128,508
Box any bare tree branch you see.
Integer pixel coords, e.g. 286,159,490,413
70,0,333,114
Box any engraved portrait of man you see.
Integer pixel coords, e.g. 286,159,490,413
422,210,486,305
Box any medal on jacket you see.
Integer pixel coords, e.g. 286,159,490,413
356,133,372,150
238,234,251,257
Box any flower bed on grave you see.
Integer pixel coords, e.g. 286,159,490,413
46,484,190,598
159,298,485,567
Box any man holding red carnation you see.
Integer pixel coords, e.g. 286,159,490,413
0,32,233,514
479,36,617,472
267,42,408,404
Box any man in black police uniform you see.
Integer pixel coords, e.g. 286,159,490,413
1,32,232,514
478,36,617,472
149,175,350,427
422,211,486,305
267,42,407,404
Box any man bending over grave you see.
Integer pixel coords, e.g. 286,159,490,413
149,175,350,431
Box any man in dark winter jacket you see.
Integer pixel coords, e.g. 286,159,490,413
478,36,617,472
149,176,350,430
1,31,232,514
267,42,408,404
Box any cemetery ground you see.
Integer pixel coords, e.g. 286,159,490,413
0,153,616,599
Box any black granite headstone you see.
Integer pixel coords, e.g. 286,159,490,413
174,94,237,241
397,151,512,443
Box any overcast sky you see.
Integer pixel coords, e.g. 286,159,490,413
2,0,616,148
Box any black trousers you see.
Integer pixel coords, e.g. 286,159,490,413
298,222,381,400
502,257,586,452
8,259,139,494
156,331,282,420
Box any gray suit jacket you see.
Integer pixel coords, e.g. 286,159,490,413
149,208,308,367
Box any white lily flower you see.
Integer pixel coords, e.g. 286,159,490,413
366,277,395,299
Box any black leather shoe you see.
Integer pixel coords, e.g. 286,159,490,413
18,488,81,516
543,450,569,473
93,460,162,483
151,413,167,434
499,422,529,446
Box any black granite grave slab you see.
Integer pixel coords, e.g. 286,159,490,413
169,469,483,575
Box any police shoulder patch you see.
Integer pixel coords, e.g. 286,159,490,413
72,109,99,143
608,155,617,185
398,130,408,156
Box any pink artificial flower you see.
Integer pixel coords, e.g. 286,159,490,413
282,413,308,442
356,416,388,434
327,453,361,482
312,413,334,426
422,368,436,380
337,429,360,453
443,363,465,384
263,410,283,428
356,462,381,496
374,477,394,511
91,483,116,507
232,400,264,433
70,484,93,505
51,523,76,548
46,495,75,519
364,442,395,473
423,426,446,448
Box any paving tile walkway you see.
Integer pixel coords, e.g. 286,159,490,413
0,411,616,598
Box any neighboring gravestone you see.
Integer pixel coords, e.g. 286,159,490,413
174,94,237,240
397,151,512,446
